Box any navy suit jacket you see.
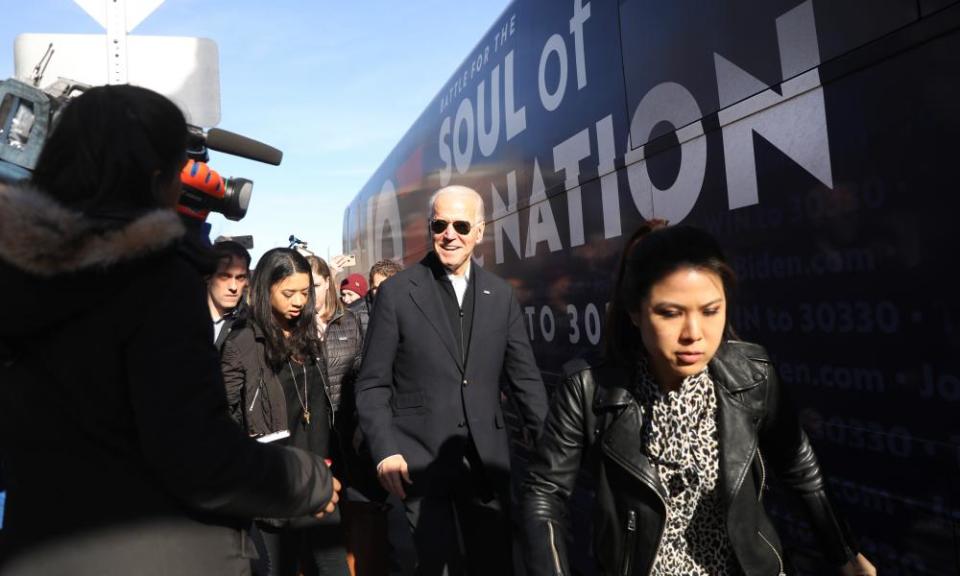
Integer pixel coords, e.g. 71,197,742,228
355,253,547,485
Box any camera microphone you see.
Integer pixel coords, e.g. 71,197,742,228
205,128,283,166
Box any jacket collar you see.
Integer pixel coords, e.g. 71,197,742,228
711,342,767,503
592,361,668,500
593,343,767,503
594,362,635,410
710,341,767,393
327,307,345,325
0,183,185,277
409,253,461,369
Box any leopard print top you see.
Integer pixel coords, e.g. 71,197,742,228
635,359,743,576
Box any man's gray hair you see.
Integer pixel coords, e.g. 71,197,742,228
427,185,485,223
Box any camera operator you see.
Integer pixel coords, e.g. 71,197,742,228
0,85,339,576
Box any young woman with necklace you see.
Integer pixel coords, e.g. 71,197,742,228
222,248,349,576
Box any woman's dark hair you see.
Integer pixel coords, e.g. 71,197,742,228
250,248,321,369
31,84,187,220
306,255,342,322
605,221,738,368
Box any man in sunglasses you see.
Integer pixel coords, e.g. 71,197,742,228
355,185,547,575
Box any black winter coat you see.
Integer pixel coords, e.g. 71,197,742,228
521,341,859,576
0,184,334,575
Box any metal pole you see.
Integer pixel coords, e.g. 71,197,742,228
106,0,128,84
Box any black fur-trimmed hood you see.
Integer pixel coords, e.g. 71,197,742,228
0,183,185,277
0,183,187,338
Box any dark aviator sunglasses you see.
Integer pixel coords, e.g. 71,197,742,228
430,219,474,235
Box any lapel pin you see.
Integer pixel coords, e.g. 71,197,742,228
483,289,491,295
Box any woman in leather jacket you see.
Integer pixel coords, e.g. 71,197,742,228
521,222,876,576
221,248,348,576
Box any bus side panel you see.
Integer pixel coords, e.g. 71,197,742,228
344,1,960,573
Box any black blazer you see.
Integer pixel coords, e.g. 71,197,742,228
355,253,548,484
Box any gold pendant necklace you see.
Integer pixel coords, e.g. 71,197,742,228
287,360,310,425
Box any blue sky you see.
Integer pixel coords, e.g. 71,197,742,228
0,0,510,263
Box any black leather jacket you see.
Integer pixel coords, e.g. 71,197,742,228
521,341,858,576
221,321,333,437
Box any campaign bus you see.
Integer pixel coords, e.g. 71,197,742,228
343,1,960,573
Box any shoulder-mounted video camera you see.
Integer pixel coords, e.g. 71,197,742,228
0,77,79,183
0,76,282,222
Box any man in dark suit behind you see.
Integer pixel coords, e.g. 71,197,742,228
355,185,547,575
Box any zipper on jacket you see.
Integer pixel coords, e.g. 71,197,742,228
620,509,637,576
547,520,564,576
248,379,262,413
757,447,767,503
315,357,335,427
754,448,784,574
757,530,786,576
601,446,667,576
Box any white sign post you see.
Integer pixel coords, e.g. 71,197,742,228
14,0,222,126
74,0,165,84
